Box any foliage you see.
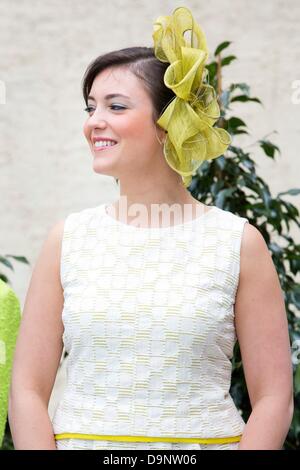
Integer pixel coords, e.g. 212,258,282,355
1,421,14,450
0,256,29,285
0,257,29,450
189,41,300,449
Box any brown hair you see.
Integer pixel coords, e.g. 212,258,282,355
81,46,175,124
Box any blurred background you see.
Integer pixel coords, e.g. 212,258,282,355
0,0,299,434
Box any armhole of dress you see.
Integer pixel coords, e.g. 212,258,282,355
233,217,249,302
59,207,96,290
59,213,73,291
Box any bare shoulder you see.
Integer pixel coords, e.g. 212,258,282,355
39,219,66,273
46,219,65,247
240,221,268,254
235,219,285,326
234,221,293,410
239,222,273,280
23,218,67,317
10,219,67,399
50,218,65,235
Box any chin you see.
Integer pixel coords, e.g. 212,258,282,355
92,160,119,177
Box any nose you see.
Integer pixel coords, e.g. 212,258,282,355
86,107,109,129
88,116,107,129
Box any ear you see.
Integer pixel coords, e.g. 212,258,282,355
157,127,167,139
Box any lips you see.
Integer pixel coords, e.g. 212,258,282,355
92,136,117,143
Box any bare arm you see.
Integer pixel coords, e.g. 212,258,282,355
8,219,65,450
234,223,294,450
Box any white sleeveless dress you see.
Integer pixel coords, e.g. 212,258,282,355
52,203,249,450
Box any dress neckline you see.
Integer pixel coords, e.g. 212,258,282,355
99,203,218,232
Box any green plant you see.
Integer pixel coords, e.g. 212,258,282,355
0,255,29,285
0,256,29,450
189,41,300,449
1,421,14,450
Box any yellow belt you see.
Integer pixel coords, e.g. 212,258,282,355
54,433,242,444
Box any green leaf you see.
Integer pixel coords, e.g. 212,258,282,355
291,258,300,275
294,364,300,395
220,90,231,109
231,94,262,104
290,408,300,437
5,255,30,265
215,155,226,170
259,139,281,159
221,55,237,66
242,159,255,171
269,242,283,255
227,116,249,136
233,129,249,135
0,256,14,271
0,273,9,283
214,41,232,56
291,290,300,309
259,187,272,208
215,187,236,208
205,62,217,81
227,117,247,128
229,83,251,95
278,188,300,197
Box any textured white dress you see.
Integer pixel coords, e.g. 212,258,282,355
52,203,249,450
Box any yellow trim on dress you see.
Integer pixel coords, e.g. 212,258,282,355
54,433,242,444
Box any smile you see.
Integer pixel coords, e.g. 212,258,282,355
94,142,118,152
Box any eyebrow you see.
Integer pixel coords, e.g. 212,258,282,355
87,93,131,101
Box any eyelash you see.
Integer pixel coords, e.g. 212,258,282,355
84,104,126,113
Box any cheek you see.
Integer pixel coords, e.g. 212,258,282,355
83,121,90,141
119,122,141,139
121,113,153,139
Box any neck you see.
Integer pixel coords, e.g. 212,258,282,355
108,180,206,227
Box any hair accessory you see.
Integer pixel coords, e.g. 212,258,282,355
152,6,231,187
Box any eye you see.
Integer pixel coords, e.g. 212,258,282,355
84,106,94,114
84,104,126,114
110,104,126,111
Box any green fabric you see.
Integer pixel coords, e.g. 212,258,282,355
0,279,21,446
152,6,231,187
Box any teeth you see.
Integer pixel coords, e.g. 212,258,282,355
95,140,116,147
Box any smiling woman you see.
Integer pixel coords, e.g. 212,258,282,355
82,66,169,183
81,52,175,189
8,5,293,451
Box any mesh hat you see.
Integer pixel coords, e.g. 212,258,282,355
152,6,231,187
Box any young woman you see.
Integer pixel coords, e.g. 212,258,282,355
8,8,293,451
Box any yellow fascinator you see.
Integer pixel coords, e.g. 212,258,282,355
152,6,231,187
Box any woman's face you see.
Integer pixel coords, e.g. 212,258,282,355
83,66,166,179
